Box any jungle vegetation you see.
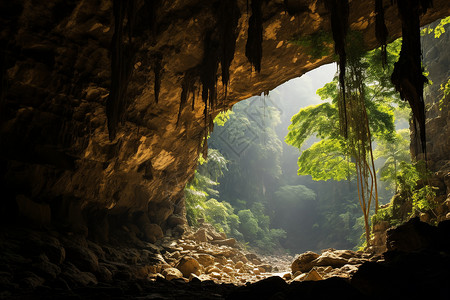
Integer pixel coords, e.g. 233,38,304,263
184,18,449,254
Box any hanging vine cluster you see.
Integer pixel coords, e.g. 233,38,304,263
323,0,431,246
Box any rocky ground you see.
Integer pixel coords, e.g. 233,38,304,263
1,218,449,299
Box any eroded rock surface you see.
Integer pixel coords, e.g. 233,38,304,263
1,0,449,235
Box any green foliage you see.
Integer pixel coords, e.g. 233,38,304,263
439,79,450,110
374,129,411,192
297,139,353,181
274,185,316,203
421,16,450,38
214,110,234,126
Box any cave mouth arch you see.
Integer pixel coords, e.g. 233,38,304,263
0,0,449,298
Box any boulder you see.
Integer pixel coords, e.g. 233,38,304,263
303,268,323,281
162,267,183,281
193,253,215,267
175,256,201,278
64,245,99,273
191,228,209,242
312,251,349,269
386,217,439,252
291,251,320,273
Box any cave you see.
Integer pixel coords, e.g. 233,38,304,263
1,0,450,299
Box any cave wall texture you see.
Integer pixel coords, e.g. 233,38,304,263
0,0,449,241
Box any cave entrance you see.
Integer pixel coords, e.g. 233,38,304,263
186,30,423,257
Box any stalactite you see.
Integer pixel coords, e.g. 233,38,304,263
218,0,240,98
107,0,137,141
391,0,432,156
178,1,240,133
107,0,161,140
325,0,349,138
177,70,197,126
0,42,6,119
375,0,389,66
245,0,263,73
200,31,219,112
153,53,163,104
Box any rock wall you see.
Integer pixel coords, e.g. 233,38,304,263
1,0,449,241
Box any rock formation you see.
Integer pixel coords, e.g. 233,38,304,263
1,0,449,238
1,0,450,297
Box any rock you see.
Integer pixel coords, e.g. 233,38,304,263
191,228,209,242
291,251,320,273
304,268,323,281
97,264,113,282
235,261,244,269
16,195,51,227
20,272,45,289
209,272,222,280
227,276,288,299
211,238,236,247
32,259,61,280
258,264,273,272
162,267,183,281
61,263,98,287
206,266,221,274
148,202,174,225
386,217,439,252
312,251,349,268
175,256,201,277
222,266,234,274
193,253,215,267
167,214,187,227
64,245,99,273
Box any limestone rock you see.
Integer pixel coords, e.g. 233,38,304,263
64,245,99,273
175,256,201,278
193,253,215,268
303,268,323,281
211,238,236,247
291,251,320,273
162,268,183,281
191,228,209,243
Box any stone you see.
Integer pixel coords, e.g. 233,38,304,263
386,217,439,252
162,268,183,281
20,272,45,289
167,215,187,227
312,251,349,268
303,268,323,281
211,238,236,247
64,245,99,273
258,264,273,272
61,263,98,287
191,228,208,242
193,254,215,267
32,259,61,280
222,266,234,274
175,256,201,278
206,266,221,274
16,195,51,226
291,251,320,273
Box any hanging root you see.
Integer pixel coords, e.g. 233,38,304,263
375,0,389,66
325,0,350,137
391,0,432,157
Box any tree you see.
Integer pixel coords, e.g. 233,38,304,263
374,129,411,192
286,36,402,246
